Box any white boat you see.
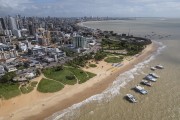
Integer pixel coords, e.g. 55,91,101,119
141,80,152,87
150,67,156,71
126,94,137,103
134,85,148,94
149,73,159,78
155,64,164,69
145,75,157,82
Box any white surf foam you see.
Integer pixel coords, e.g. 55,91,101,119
46,41,166,120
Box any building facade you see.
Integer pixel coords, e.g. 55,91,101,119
73,36,88,49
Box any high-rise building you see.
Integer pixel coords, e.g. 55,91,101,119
13,30,22,38
28,21,35,35
73,36,88,49
0,18,7,30
9,17,17,31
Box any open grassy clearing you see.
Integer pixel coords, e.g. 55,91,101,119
0,83,21,99
37,78,64,93
104,56,123,63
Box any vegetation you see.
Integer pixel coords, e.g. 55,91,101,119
61,48,77,57
43,66,96,85
17,65,26,70
67,67,96,84
94,51,107,61
80,72,96,84
66,75,75,80
104,56,123,63
0,72,16,83
101,36,148,56
66,52,94,67
0,83,21,99
31,81,38,87
89,64,97,67
20,85,34,94
42,67,77,85
37,78,64,93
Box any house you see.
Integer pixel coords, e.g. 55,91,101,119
14,68,37,82
25,72,36,79
4,65,17,72
25,60,40,67
0,65,5,76
43,57,55,63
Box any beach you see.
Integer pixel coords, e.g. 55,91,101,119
0,41,158,120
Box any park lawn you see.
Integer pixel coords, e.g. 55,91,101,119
0,83,21,99
20,85,34,94
104,56,123,63
37,78,64,93
31,81,38,87
67,67,96,84
43,68,77,85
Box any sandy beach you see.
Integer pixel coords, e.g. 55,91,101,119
0,41,158,120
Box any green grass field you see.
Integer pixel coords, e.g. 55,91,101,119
43,67,77,85
104,56,123,63
37,78,64,93
66,67,96,84
30,81,38,87
43,67,96,85
0,66,96,99
0,83,21,99
20,85,34,94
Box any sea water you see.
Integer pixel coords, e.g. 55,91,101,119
47,18,180,120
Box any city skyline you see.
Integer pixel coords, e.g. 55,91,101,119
0,0,180,17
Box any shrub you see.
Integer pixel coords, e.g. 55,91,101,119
104,56,123,63
66,75,75,80
31,81,38,87
89,64,97,67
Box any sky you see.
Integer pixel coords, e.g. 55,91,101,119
0,0,180,17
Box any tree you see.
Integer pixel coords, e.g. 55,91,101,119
66,75,75,80
0,72,17,83
110,31,114,35
94,51,107,61
55,65,64,71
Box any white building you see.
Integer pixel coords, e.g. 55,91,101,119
13,29,22,38
19,42,28,51
9,17,17,31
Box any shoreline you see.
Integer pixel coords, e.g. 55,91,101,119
0,40,158,120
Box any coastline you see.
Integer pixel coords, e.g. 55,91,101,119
0,40,158,120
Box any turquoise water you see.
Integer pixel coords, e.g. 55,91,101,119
47,18,180,120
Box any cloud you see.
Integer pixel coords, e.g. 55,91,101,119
0,0,180,17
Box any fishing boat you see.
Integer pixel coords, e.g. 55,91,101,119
145,75,157,82
134,85,148,94
126,94,137,103
149,73,159,78
141,80,152,87
150,67,156,71
155,64,164,69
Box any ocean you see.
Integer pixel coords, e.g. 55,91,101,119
47,18,180,120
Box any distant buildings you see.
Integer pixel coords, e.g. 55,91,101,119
0,15,101,82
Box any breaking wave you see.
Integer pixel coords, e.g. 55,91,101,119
46,41,166,120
